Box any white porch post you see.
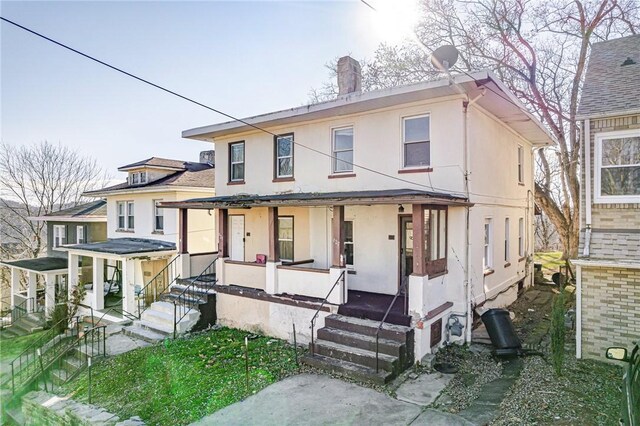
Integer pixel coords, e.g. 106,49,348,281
92,257,105,310
44,272,56,317
27,271,37,311
122,258,136,314
328,267,347,305
68,253,79,297
10,267,20,308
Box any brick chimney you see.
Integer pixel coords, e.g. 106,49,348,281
199,150,215,165
337,56,362,95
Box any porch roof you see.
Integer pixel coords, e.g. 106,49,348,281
159,188,470,209
0,256,68,272
62,238,176,256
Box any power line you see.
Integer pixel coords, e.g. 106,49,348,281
360,0,376,11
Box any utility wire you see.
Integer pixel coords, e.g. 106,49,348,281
1,16,531,202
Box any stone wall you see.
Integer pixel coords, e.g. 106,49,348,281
581,266,640,360
22,391,144,426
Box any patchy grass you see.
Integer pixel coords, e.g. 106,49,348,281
0,331,48,383
534,251,565,277
63,327,301,426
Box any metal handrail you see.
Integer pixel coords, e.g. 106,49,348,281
172,257,218,338
309,270,346,356
11,297,35,324
374,276,409,373
87,306,138,326
137,254,181,318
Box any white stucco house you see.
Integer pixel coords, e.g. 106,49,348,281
162,57,554,382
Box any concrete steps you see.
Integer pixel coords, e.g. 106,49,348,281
302,314,414,384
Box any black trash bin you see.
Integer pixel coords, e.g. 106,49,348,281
481,309,522,355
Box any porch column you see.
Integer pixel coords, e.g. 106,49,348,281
331,206,344,267
44,272,56,318
92,257,105,310
10,267,20,308
216,209,229,285
412,204,426,276
27,271,37,311
266,207,280,295
68,253,79,297
179,208,189,254
122,258,135,314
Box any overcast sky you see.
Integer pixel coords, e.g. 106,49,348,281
1,1,413,180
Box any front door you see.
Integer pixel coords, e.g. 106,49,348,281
399,216,413,287
229,215,245,261
142,259,167,306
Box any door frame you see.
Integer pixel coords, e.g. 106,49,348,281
398,214,413,291
228,214,246,262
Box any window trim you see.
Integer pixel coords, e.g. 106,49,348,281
594,129,640,204
483,218,493,272
117,200,135,231
517,145,524,184
127,201,135,230
153,199,164,232
331,126,354,174
504,218,510,263
53,224,67,248
401,114,431,169
76,225,86,244
424,206,448,276
277,216,294,263
518,217,525,258
274,133,294,179
229,141,246,183
344,220,355,269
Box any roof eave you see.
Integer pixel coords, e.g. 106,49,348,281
576,107,640,121
29,216,107,223
83,185,215,197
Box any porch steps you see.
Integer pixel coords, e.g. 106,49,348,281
302,314,414,385
123,324,168,344
3,312,46,337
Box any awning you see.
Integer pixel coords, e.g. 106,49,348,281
62,238,176,256
0,257,68,273
159,189,471,209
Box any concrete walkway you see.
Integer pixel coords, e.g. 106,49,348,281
192,374,472,426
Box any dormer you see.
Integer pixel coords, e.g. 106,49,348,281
118,158,189,187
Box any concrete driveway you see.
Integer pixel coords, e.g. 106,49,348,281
192,374,472,426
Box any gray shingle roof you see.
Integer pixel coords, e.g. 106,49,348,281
0,257,68,272
118,157,189,171
44,200,106,218
67,238,175,255
578,34,640,118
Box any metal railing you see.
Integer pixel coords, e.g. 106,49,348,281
374,277,409,373
86,306,138,326
172,257,218,338
8,314,81,394
10,297,36,324
137,254,181,318
309,270,346,356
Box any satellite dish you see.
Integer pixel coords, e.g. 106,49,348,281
430,45,459,71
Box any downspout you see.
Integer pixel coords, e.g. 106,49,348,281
576,264,582,358
583,119,592,256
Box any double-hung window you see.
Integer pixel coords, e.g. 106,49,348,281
154,200,164,232
423,206,447,275
595,130,640,203
402,115,430,168
229,142,245,182
483,218,493,271
53,225,66,248
518,218,524,258
504,218,510,263
344,220,354,267
274,134,294,179
139,172,147,184
332,127,354,173
517,146,524,184
130,173,139,185
117,202,126,229
77,225,86,244
278,216,294,262
127,202,135,230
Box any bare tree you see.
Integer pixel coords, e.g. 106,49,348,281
0,141,109,261
312,0,639,259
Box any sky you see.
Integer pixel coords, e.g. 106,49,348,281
1,0,418,181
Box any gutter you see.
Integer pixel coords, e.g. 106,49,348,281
576,264,582,359
583,119,592,257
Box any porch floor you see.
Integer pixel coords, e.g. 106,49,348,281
338,290,411,327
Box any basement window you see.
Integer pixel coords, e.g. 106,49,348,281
595,129,640,203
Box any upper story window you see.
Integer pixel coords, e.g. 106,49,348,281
402,115,430,168
229,142,245,183
274,134,294,179
278,216,294,262
117,201,135,230
595,130,640,203
483,218,493,271
154,200,164,232
517,145,524,184
333,127,354,173
77,225,86,244
129,172,147,185
53,225,66,248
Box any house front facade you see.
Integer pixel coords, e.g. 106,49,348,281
166,58,552,369
573,35,640,360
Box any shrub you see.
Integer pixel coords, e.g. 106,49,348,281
550,289,567,376
50,303,69,333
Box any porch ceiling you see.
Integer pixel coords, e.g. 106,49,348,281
159,188,471,209
0,256,68,272
62,238,176,256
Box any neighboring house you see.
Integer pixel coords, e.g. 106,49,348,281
66,154,216,319
0,200,107,316
162,56,553,379
573,35,640,360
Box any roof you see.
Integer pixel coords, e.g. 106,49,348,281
182,70,555,147
160,188,470,209
64,238,176,255
578,34,640,119
84,163,215,197
0,257,68,272
118,157,190,171
571,257,640,270
29,200,107,222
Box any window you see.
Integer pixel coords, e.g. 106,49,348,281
333,127,354,173
423,206,447,275
344,221,354,267
403,115,430,168
278,216,294,262
595,130,640,203
139,172,147,184
53,225,66,248
154,200,164,232
129,172,146,185
130,173,139,185
117,202,126,229
274,134,294,178
127,202,135,230
518,217,524,258
483,218,493,271
504,218,510,263
517,145,524,184
77,225,86,244
229,142,245,182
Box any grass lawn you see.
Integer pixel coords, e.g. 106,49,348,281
534,251,565,277
0,331,48,383
63,327,301,426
